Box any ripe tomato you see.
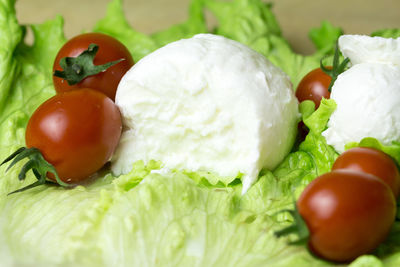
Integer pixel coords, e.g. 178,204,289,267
53,33,134,101
295,67,332,109
332,147,400,198
25,89,122,183
297,170,396,262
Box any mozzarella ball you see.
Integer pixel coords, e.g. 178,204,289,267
339,35,400,66
112,34,299,193
323,63,400,153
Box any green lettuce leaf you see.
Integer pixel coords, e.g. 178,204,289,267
96,170,331,267
93,0,157,61
1,160,330,267
371,29,400,38
345,138,400,166
94,0,341,88
150,0,208,47
309,21,343,52
204,0,281,44
0,15,66,195
266,20,342,88
299,98,338,175
376,222,400,266
270,99,338,201
0,0,66,263
0,0,21,112
203,1,342,88
1,0,400,266
93,0,207,62
0,1,65,196
349,255,384,267
266,36,323,88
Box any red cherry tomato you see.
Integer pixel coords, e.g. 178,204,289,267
332,147,400,198
25,89,122,183
297,170,396,262
296,67,332,108
53,33,134,101
295,67,332,141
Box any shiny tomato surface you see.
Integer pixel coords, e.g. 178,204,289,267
332,147,400,197
298,170,396,262
296,67,332,108
53,33,134,100
25,89,122,183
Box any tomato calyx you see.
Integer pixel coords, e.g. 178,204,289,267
53,43,125,85
1,147,70,195
274,202,310,245
320,43,350,92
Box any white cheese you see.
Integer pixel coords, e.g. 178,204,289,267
112,34,299,193
339,35,400,66
322,35,400,153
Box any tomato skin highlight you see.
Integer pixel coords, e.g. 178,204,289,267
332,147,400,198
25,89,122,183
298,170,396,262
295,67,332,108
53,33,134,101
295,67,332,140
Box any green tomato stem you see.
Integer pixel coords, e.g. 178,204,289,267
53,43,124,85
1,147,71,195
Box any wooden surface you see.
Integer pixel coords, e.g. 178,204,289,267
15,0,400,54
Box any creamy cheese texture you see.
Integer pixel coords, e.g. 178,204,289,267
112,34,299,193
338,35,400,66
323,35,400,153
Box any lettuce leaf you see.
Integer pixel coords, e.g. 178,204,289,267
0,15,66,196
2,161,331,267
94,0,342,88
93,0,158,61
309,21,343,52
1,0,400,266
300,99,338,172
203,1,343,88
0,0,21,112
93,0,207,62
0,0,66,263
346,138,400,165
150,0,208,47
371,29,400,38
204,0,281,44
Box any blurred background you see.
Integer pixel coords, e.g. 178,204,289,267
16,0,400,54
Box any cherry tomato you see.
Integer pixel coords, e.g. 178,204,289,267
298,170,396,262
296,67,332,108
53,33,134,101
332,147,400,198
25,89,122,183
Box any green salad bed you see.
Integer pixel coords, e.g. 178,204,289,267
1,0,400,266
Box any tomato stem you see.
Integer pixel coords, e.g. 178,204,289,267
72,64,83,75
1,147,71,195
320,43,350,92
53,43,124,85
274,203,310,245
